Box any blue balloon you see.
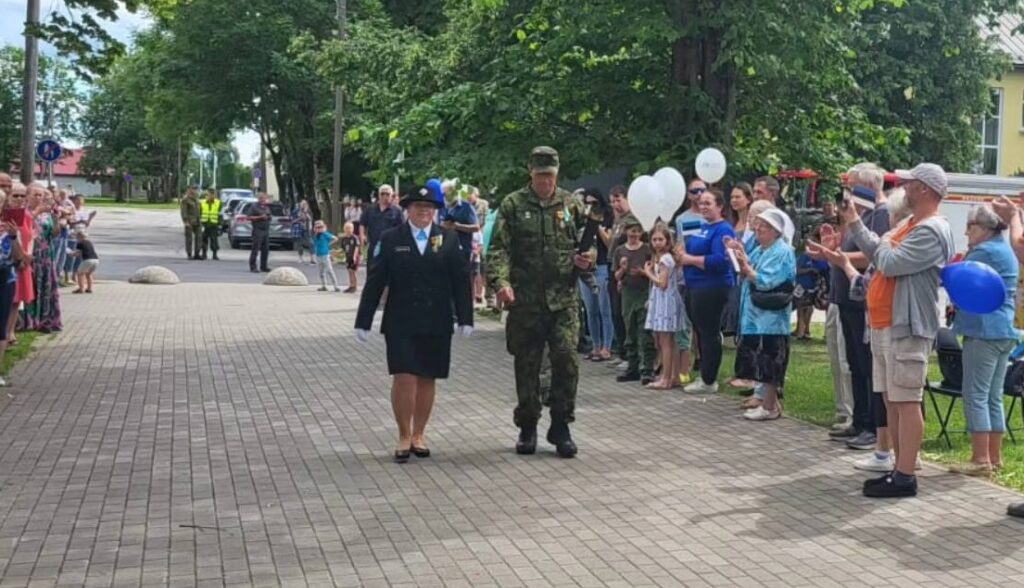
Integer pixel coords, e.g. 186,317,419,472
426,179,443,202
942,261,1006,314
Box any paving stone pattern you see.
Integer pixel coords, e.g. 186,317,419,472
0,282,1023,587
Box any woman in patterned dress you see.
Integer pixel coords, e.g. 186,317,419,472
21,187,62,332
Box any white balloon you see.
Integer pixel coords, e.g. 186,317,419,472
627,176,664,231
653,167,686,221
695,148,727,184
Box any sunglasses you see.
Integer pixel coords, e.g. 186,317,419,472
688,188,707,195
10,194,25,199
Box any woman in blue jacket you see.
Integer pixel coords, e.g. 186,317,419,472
951,204,1018,477
677,188,736,393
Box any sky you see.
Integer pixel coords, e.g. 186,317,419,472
0,0,261,165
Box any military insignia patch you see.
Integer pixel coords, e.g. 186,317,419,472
373,242,382,257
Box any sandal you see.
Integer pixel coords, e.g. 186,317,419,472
72,289,83,294
740,397,762,410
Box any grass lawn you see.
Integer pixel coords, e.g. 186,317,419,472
2,331,41,376
716,324,1024,493
86,197,180,210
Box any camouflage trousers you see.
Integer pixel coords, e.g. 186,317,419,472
506,308,580,427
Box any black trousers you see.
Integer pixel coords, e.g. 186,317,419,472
687,286,731,386
250,229,270,271
838,305,875,434
202,225,219,257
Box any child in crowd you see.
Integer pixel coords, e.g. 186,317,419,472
312,220,341,292
611,215,655,385
339,222,360,293
793,228,830,340
470,231,483,304
71,229,99,294
643,224,685,389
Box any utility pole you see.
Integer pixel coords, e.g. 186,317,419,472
330,0,347,230
20,0,41,184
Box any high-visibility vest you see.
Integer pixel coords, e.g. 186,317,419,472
200,199,221,225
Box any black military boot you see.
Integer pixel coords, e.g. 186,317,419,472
546,420,577,458
516,425,537,455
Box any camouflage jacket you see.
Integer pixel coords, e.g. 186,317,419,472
180,196,200,225
486,185,587,313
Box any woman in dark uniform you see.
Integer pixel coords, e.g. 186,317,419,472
355,186,474,463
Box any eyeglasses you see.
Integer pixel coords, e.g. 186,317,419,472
688,188,707,195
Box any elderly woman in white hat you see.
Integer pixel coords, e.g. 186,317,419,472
725,208,797,421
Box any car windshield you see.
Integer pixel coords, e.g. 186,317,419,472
227,198,252,212
221,190,253,199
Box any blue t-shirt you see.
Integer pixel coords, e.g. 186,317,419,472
314,231,335,257
683,220,736,290
953,236,1019,340
796,253,829,290
440,201,479,259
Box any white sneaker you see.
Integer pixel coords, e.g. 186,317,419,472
0,376,6,387
854,453,894,472
916,457,923,471
743,406,781,421
684,380,719,394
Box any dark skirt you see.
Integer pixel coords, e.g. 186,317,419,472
385,333,453,379
735,334,790,388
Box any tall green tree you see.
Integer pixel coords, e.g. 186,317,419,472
313,0,1022,198
0,47,84,170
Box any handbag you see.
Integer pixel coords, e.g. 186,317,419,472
750,281,795,311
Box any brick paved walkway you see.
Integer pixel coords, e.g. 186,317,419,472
1,282,1023,587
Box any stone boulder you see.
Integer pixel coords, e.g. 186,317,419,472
263,267,308,287
129,266,180,285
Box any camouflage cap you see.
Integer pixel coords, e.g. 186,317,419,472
528,146,560,174
619,212,642,229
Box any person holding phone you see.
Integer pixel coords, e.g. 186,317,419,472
248,192,273,273
812,164,890,454
0,195,27,387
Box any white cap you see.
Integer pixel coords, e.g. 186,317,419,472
895,163,947,198
756,208,792,244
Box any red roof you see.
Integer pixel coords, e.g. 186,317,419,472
52,148,85,176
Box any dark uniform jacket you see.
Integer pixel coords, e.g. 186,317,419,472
355,222,473,336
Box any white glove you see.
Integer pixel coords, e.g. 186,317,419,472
355,329,369,343
458,325,473,338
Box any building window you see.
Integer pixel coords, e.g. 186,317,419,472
976,88,1002,175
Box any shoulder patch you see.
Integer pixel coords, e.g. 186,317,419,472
373,241,381,258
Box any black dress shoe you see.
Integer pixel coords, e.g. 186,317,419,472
863,474,916,498
640,374,654,386
260,268,271,273
393,449,411,463
616,371,640,383
212,255,219,260
1007,502,1024,518
411,445,431,458
250,269,259,273
546,421,577,458
516,425,537,455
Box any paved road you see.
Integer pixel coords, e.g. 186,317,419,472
91,209,350,285
0,209,1022,587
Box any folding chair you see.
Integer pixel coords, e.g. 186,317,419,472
1002,342,1024,444
925,328,963,448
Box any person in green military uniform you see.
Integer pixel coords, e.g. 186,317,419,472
487,146,593,458
180,187,202,260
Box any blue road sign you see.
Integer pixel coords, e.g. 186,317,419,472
253,168,262,179
36,140,61,163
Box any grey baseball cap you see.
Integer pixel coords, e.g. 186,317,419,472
895,163,947,198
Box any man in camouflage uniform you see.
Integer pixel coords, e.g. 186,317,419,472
487,146,592,458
